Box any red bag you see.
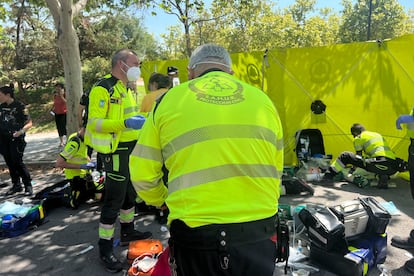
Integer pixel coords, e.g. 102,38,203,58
152,247,171,276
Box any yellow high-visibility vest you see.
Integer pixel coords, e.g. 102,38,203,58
59,132,88,180
85,75,140,153
354,131,395,159
130,71,284,227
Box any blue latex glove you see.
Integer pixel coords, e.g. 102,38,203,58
80,162,96,170
125,115,146,130
396,115,414,130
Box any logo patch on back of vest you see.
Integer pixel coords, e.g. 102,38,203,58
189,74,244,105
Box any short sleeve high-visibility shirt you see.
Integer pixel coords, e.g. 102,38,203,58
353,130,395,159
60,132,88,180
130,71,284,228
85,75,140,153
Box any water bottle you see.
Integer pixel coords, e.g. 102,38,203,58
91,170,100,183
172,77,180,87
297,240,303,254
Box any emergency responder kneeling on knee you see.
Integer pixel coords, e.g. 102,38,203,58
55,127,102,209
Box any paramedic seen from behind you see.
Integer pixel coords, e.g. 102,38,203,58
130,43,284,276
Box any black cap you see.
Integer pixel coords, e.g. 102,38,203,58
167,66,178,75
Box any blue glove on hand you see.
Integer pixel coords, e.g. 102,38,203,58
396,115,414,130
80,162,96,170
125,115,146,130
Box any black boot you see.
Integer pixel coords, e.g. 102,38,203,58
69,190,81,209
24,186,33,196
391,230,414,249
120,222,152,246
6,183,23,195
98,238,123,273
377,175,389,189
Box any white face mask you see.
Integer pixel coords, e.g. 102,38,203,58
122,61,141,82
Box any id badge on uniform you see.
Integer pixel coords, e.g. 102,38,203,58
110,98,121,104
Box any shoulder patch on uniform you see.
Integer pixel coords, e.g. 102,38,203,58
99,99,105,107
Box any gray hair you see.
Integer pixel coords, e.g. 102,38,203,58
188,44,232,70
111,49,137,68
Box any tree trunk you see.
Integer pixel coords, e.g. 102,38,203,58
57,28,82,135
46,0,84,135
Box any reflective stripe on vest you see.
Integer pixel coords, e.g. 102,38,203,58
354,131,395,159
85,77,139,153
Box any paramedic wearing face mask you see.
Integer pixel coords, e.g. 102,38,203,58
84,49,151,273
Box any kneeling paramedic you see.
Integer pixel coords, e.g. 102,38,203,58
55,127,103,208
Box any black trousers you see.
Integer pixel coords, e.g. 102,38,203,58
408,139,414,199
54,113,67,137
338,151,398,176
169,215,277,276
87,145,103,172
99,141,137,224
70,176,95,201
0,136,31,187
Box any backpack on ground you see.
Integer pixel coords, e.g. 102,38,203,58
33,179,71,211
294,128,326,164
0,200,45,238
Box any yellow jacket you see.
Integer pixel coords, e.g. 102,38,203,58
354,130,395,159
60,132,88,180
140,88,168,113
85,75,140,153
130,71,284,227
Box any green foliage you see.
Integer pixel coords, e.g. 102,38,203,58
340,0,413,42
81,56,110,92
1,2,62,89
154,0,206,56
159,26,188,59
20,87,55,133
1,0,414,131
76,12,160,87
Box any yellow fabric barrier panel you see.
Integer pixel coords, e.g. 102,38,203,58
142,35,414,166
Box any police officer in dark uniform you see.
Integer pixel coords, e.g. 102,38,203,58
0,84,33,196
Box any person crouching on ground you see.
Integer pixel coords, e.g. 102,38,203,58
324,123,403,189
55,127,103,209
130,43,284,276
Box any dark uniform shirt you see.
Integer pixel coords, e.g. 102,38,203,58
0,100,30,139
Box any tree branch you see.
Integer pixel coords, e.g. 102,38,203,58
45,0,61,29
73,0,88,16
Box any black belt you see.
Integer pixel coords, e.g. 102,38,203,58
170,214,278,249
